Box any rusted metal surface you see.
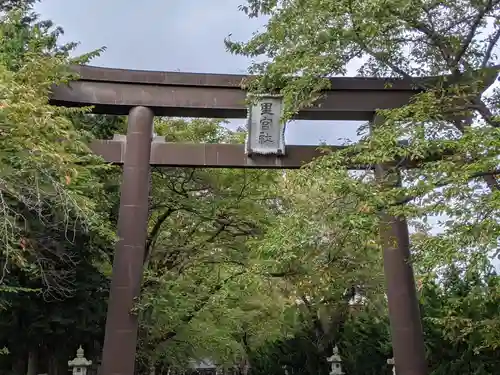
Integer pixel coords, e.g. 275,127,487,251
100,107,154,375
49,65,424,120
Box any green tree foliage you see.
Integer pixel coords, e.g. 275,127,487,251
226,0,500,359
250,309,392,375
251,260,500,375
2,2,500,375
0,6,299,370
245,166,387,373
0,4,114,374
135,118,290,372
0,4,110,292
421,261,500,373
136,119,386,375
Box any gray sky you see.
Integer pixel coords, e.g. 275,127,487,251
34,0,362,145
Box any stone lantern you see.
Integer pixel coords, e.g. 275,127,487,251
327,346,344,375
68,346,92,375
387,357,396,375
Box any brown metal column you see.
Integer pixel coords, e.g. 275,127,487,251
101,106,154,375
372,116,427,375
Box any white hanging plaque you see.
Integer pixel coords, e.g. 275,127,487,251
245,94,286,155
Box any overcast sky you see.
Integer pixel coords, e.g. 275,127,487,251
34,0,362,145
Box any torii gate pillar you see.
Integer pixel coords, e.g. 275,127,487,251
372,115,427,375
100,106,154,375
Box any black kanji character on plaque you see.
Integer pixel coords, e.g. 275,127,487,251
258,132,273,144
260,117,272,130
260,102,273,115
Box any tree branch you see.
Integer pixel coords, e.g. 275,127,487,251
470,96,500,128
454,0,499,68
482,24,500,67
452,118,500,191
144,208,176,265
151,270,246,344
393,168,500,207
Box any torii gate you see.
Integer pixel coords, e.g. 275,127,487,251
51,65,432,375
